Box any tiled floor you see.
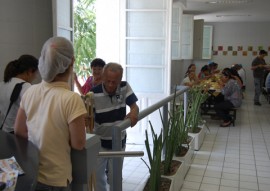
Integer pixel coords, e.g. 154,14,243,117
123,91,270,191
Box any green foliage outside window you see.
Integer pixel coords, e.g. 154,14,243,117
74,0,96,80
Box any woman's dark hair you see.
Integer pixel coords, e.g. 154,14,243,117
185,64,196,76
201,65,209,72
222,67,243,84
90,58,106,68
259,50,267,55
230,67,243,84
4,54,38,83
222,68,233,78
209,62,218,68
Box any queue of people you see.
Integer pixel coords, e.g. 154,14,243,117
0,36,139,191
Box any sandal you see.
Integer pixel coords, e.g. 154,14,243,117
220,120,232,127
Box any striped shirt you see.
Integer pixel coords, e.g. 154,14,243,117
91,81,138,141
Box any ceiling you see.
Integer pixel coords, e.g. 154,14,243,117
182,0,270,23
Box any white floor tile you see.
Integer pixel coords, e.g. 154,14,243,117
220,178,239,188
222,167,239,174
219,186,238,191
182,180,201,190
240,181,259,190
204,170,222,178
199,183,219,191
202,176,220,185
258,183,270,191
240,174,257,183
185,174,203,183
221,172,239,181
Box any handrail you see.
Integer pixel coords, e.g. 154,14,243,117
110,85,189,191
98,151,144,158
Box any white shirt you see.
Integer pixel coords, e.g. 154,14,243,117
181,76,193,86
0,77,31,132
238,68,246,86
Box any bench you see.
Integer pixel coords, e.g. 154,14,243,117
229,108,237,126
200,105,237,126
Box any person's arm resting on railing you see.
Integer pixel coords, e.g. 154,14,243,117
125,103,139,127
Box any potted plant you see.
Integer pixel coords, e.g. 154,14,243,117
186,86,209,150
171,101,194,176
141,95,186,191
141,121,171,191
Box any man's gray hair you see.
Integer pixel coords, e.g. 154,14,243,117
103,62,123,79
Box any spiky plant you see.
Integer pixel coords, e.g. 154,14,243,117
142,121,164,191
186,86,209,133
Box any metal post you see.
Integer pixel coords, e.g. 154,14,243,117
111,126,122,191
162,103,168,156
183,91,188,122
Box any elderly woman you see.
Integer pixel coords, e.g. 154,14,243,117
15,37,87,191
214,68,242,127
74,58,106,95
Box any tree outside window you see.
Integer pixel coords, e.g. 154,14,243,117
74,0,96,80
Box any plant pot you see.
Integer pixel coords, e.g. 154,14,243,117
174,136,195,177
188,124,206,151
162,160,185,191
139,160,185,191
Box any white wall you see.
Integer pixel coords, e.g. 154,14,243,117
195,22,270,91
0,0,53,81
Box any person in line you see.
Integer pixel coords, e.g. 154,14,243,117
91,62,139,191
14,37,87,191
0,55,38,133
214,68,242,127
181,70,199,87
74,58,106,95
251,49,268,106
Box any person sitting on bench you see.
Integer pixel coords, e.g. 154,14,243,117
214,68,242,127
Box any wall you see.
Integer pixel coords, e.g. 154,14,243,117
171,59,193,89
0,0,52,81
194,22,270,91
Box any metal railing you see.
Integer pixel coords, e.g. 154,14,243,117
98,151,144,158
109,86,189,191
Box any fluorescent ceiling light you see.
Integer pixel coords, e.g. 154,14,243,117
208,0,253,4
216,14,251,17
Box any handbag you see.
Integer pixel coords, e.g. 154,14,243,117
0,82,25,130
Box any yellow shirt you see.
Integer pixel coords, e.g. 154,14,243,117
20,81,86,186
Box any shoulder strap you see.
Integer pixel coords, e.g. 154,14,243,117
0,82,26,130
